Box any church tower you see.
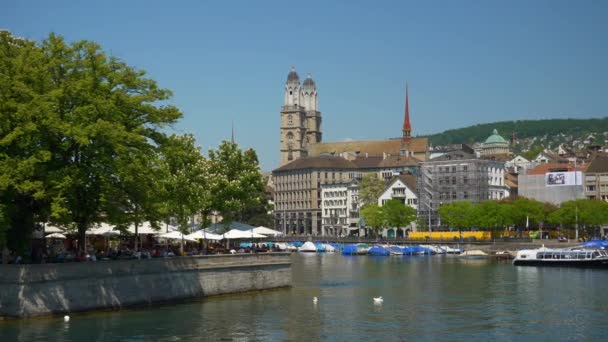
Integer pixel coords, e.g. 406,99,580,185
302,73,322,147
280,67,309,166
400,82,413,157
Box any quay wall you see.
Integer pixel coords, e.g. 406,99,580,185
0,253,292,318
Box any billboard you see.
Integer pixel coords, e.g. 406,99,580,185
545,171,582,186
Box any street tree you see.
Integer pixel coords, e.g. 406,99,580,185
20,33,181,252
0,31,53,254
382,199,417,229
207,141,265,231
358,174,385,208
360,204,384,238
438,201,475,230
159,134,208,254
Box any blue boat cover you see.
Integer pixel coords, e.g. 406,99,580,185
342,245,358,255
368,246,390,256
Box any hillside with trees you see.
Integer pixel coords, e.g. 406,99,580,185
424,118,608,146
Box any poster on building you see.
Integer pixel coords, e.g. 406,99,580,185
545,171,582,186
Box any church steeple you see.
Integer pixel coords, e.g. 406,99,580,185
402,82,412,143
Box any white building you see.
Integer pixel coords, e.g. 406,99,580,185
320,180,360,236
377,175,418,238
505,155,534,174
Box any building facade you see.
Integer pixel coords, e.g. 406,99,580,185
481,129,511,156
417,151,510,228
376,175,418,238
320,180,360,237
279,67,322,166
518,163,585,205
583,156,608,201
274,68,429,236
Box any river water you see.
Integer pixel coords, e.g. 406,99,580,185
2,253,608,341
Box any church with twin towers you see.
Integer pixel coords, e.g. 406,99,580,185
278,66,427,167
274,66,429,236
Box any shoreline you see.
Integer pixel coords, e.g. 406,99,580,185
0,253,292,319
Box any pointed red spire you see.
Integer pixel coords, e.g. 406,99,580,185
403,82,411,142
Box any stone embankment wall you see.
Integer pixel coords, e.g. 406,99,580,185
0,253,292,318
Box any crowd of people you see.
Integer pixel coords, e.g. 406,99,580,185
1,239,284,265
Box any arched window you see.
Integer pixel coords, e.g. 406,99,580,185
286,132,294,140
287,115,293,125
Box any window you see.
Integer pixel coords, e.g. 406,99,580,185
463,192,468,199
463,165,468,171
452,177,456,184
452,166,456,173
452,192,457,199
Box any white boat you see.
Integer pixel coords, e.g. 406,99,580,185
441,245,463,254
427,245,447,254
459,250,488,258
513,247,608,267
298,241,317,253
323,243,336,253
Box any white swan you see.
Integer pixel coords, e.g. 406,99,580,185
64,315,70,322
373,296,383,304
313,297,318,303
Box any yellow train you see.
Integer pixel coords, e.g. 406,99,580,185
408,231,491,241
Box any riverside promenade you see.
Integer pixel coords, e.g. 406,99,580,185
0,253,292,318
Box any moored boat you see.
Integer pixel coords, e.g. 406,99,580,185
513,247,608,267
459,250,488,258
299,241,317,253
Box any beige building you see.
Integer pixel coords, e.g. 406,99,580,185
584,155,608,201
274,70,428,235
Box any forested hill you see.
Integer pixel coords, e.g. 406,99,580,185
423,117,608,146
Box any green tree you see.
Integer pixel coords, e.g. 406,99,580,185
207,141,265,231
160,134,208,254
510,197,545,229
360,204,384,238
438,201,475,229
0,32,182,252
549,199,608,237
108,148,167,251
382,199,417,229
358,174,385,208
0,31,53,254
472,200,514,236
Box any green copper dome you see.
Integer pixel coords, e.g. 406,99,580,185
484,129,508,144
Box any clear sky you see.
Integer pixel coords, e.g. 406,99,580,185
3,0,607,171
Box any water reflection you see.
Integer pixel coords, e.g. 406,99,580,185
2,254,608,341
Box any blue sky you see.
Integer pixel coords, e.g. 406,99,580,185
3,0,607,170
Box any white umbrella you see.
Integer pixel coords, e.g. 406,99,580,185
186,230,223,240
46,233,67,239
44,224,66,233
86,223,116,235
128,222,176,235
223,229,266,239
251,226,283,237
157,231,197,242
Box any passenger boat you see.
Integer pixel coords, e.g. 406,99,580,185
513,247,608,267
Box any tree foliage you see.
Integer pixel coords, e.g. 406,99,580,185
548,199,608,229
358,174,385,208
360,204,384,237
426,118,608,146
0,32,268,255
382,199,417,229
207,141,266,230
